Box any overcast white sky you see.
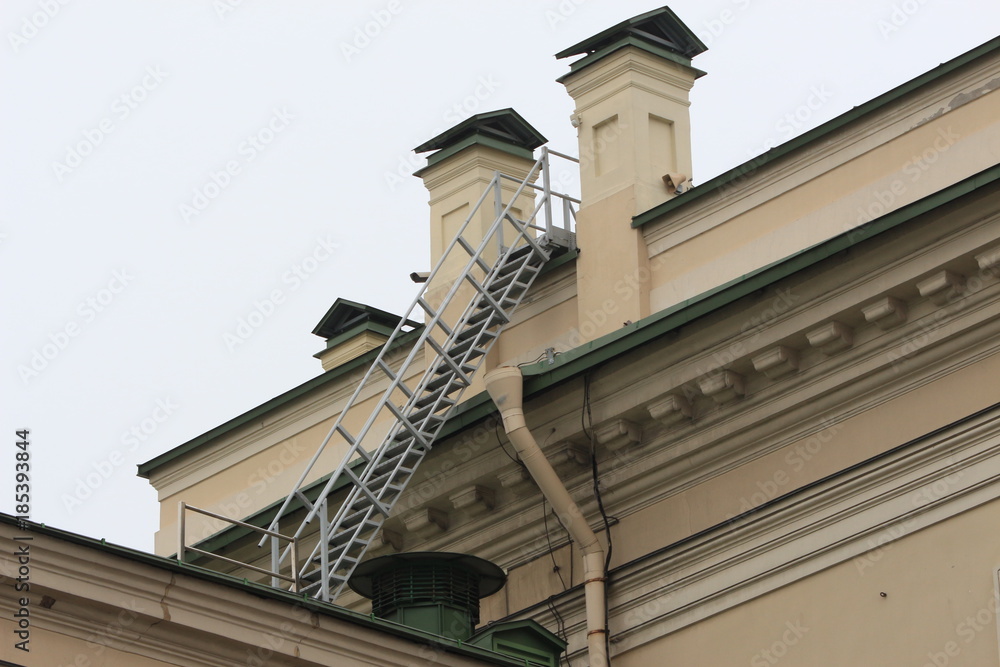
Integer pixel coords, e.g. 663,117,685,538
2,1,998,553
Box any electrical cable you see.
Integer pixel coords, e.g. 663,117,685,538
542,496,569,591
581,373,614,660
545,597,570,667
494,419,522,467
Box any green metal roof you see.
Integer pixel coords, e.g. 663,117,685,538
631,33,1000,228
414,109,547,170
555,5,707,62
0,514,530,667
312,297,417,341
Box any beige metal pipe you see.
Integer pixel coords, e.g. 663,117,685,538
484,366,608,666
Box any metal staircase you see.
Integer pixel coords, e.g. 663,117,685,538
263,147,579,602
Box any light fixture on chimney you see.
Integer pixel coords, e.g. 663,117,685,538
662,172,690,195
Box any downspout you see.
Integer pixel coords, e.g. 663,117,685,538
484,366,609,666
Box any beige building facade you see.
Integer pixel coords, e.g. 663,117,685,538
6,5,1000,666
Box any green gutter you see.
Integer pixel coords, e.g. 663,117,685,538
0,515,528,667
138,327,424,478
528,162,1000,386
632,34,1000,228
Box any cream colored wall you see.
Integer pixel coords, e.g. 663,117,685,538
561,45,698,342
609,344,1000,565
646,65,1000,312
615,495,1000,666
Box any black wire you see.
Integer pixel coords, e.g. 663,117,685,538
582,373,614,659
546,597,570,667
494,419,522,466
542,496,568,591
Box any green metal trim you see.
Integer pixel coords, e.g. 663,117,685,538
556,35,705,83
315,320,396,355
414,108,547,155
312,297,416,339
137,327,424,478
538,248,578,276
554,6,707,60
417,134,535,175
632,34,1000,228
525,163,1000,388
0,514,529,667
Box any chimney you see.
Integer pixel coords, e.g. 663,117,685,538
414,109,547,276
413,110,547,382
311,298,416,371
557,7,706,340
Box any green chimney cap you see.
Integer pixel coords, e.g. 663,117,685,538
312,298,417,341
413,109,547,169
555,5,707,75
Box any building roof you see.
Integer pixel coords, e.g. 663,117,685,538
0,513,537,667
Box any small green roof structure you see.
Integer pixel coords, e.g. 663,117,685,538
469,619,568,667
312,297,417,342
414,108,547,169
556,5,708,79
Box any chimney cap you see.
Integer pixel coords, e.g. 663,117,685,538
312,298,417,340
414,108,547,156
555,5,707,66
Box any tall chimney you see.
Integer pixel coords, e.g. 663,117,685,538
414,109,547,277
557,7,706,340
413,110,547,383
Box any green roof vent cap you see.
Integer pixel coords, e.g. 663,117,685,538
349,552,507,641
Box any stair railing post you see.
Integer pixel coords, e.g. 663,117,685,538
319,498,330,602
270,533,280,589
493,172,504,255
542,147,553,239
